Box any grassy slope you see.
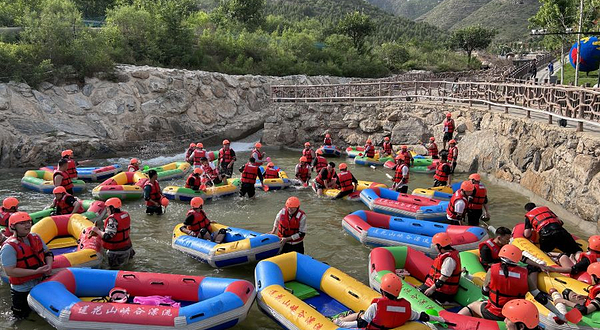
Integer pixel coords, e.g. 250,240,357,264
364,0,442,19
417,0,492,31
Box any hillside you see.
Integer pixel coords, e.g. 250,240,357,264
418,0,492,31
364,0,442,19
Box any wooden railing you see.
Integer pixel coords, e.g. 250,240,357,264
270,81,600,132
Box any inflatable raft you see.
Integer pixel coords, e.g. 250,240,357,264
318,145,342,157
29,199,107,224
360,187,448,221
345,146,364,158
354,154,394,166
92,171,149,201
342,210,488,253
163,178,241,202
256,166,292,190
21,170,86,194
369,246,506,330
318,180,388,201
41,164,122,182
255,252,429,330
29,268,255,330
412,182,462,200
383,159,439,174
143,162,191,181
172,223,281,268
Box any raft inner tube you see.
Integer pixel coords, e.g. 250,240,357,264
163,178,241,202
92,171,149,201
21,170,86,194
360,187,448,221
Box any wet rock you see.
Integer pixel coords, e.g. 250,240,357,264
131,70,150,79
82,84,94,96
64,84,79,94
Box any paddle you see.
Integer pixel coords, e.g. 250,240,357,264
479,217,496,232
369,165,376,169
385,173,393,179
424,309,457,328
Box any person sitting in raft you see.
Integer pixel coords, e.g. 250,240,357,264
200,157,225,186
380,136,394,157
363,139,376,158
218,139,236,178
391,154,409,194
333,273,446,328
433,151,452,187
466,173,489,226
263,162,280,179
127,158,141,172
398,145,413,166
544,235,600,280
144,170,164,215
185,168,204,190
551,262,600,316
1,212,53,319
189,142,207,168
421,136,439,159
442,113,455,150
1,197,19,244
447,139,459,173
91,198,135,269
51,186,84,215
295,156,311,186
446,181,474,225
269,197,306,254
179,197,226,243
185,143,196,165
323,133,332,145
502,299,543,330
334,163,358,199
239,157,264,198
313,162,337,196
479,226,512,270
53,158,74,195
251,142,267,166
418,232,461,303
523,202,581,255
302,142,315,166
312,149,327,173
61,149,90,180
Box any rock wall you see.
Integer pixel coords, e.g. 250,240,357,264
264,102,600,228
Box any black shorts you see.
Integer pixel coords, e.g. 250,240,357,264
466,209,483,226
315,182,326,190
240,182,256,198
480,302,504,321
220,164,233,178
282,241,304,254
394,185,408,194
443,132,453,142
539,226,582,255
418,284,454,303
11,289,31,319
146,205,163,215
335,189,354,199
433,180,447,187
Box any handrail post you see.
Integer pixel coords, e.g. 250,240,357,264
577,91,585,132
414,81,418,102
504,85,509,113
468,83,472,108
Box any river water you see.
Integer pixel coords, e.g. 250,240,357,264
0,139,586,330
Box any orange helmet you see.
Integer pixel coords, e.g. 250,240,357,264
193,168,203,175
461,181,475,192
105,197,122,209
190,197,204,208
286,197,300,208
160,197,169,207
61,149,73,157
499,244,522,264
502,300,539,329
316,149,323,155
384,137,390,141
588,262,600,278
222,139,230,145
2,197,19,209
325,133,331,138
395,154,405,161
366,139,372,144
401,145,407,150
469,173,481,181
130,158,139,165
446,113,452,118
429,137,435,141
299,156,308,163
380,273,403,297
255,142,262,148
449,139,457,144
589,235,600,251
197,143,204,148
432,232,452,247
304,142,311,147
339,163,348,170
267,162,275,167
109,287,129,304
189,143,196,148
9,212,31,228
53,186,67,194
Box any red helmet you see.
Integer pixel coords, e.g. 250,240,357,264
9,212,31,228
339,163,348,170
589,235,600,251
366,139,372,144
61,149,73,157
469,173,481,181
401,145,407,150
316,149,323,155
130,158,139,165
190,197,204,208
299,156,308,163
446,113,452,118
197,143,204,148
384,137,390,141
267,162,275,167
502,300,539,329
286,197,300,208
53,186,67,194
432,232,452,247
429,137,435,141
325,133,331,138
380,273,403,297
395,154,405,161
222,139,230,145
304,142,311,147
193,168,203,175
499,245,522,264
461,181,475,192
2,197,19,209
449,139,457,144
588,262,600,278
105,198,122,209
255,142,262,148
189,143,196,148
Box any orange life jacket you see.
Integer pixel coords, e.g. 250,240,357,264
399,150,411,165
192,149,207,166
144,180,162,206
364,145,375,158
433,162,450,182
525,206,562,232
277,208,305,243
53,170,73,192
447,190,468,220
444,119,455,133
428,142,438,157
366,297,412,330
65,158,78,178
219,148,234,164
185,209,210,234
469,183,487,210
302,148,314,164
424,250,461,295
484,263,529,317
54,193,84,215
296,163,310,182
337,171,354,192
185,174,202,189
263,167,279,179
5,234,46,285
479,238,501,267
241,163,259,183
448,146,458,162
383,142,393,155
393,164,409,184
102,211,132,251
314,156,327,173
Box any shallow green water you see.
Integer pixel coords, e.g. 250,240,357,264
0,141,585,329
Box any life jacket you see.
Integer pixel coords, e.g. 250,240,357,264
525,206,562,232
424,250,461,295
323,137,332,145
296,163,310,182
484,263,529,317
383,142,393,155
251,148,264,165
185,174,202,189
102,211,132,251
185,209,210,234
585,284,600,307
263,167,280,179
185,147,195,160
337,171,354,192
219,148,234,164
144,180,162,206
53,170,73,192
54,194,84,215
241,163,259,183
428,142,438,158
469,183,487,210
366,297,412,330
393,164,409,184
448,146,458,162
127,164,139,172
0,207,12,227
444,119,455,133
364,145,375,158
447,190,468,221
479,239,501,267
5,234,46,285
316,168,336,186
314,156,327,173
433,162,450,182
202,164,219,180
65,158,78,178
578,250,600,264
399,150,411,165
192,149,207,166
302,148,314,164
277,208,305,243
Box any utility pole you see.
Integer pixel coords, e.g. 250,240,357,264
574,0,584,86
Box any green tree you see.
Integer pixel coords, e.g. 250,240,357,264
218,0,265,29
450,26,497,63
72,0,116,18
378,42,410,72
337,11,374,53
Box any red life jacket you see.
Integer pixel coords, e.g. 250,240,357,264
525,206,562,232
53,170,73,192
127,164,139,172
144,180,162,206
393,164,409,184
315,156,327,173
433,162,450,182
185,209,210,234
241,163,259,183
192,149,207,166
302,148,314,164
185,174,202,189
316,168,336,186
448,146,458,163
66,158,78,178
337,171,354,192
251,148,264,164
585,284,600,307
202,164,219,180
424,250,461,295
578,250,600,264
428,143,438,157
263,167,279,179
484,263,529,317
383,142,393,155
219,148,234,164
0,208,12,227
366,297,412,330
399,150,411,165
102,211,132,251
447,190,468,220
479,238,501,266
323,137,332,145
444,119,455,133
296,164,310,182
277,208,305,243
469,183,487,210
5,234,46,285
54,194,84,215
364,145,375,158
